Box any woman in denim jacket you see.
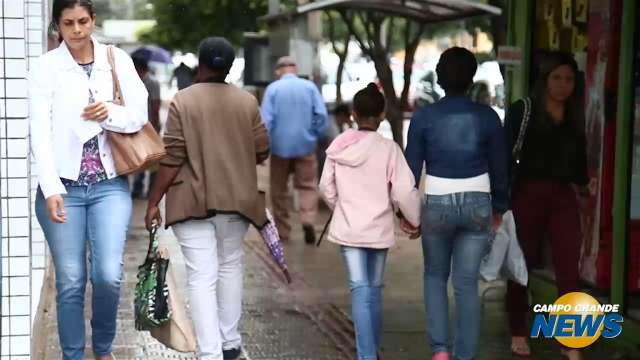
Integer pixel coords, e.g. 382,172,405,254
405,47,509,360
29,1,148,359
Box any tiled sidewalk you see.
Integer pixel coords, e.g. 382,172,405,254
35,202,347,360
34,200,634,360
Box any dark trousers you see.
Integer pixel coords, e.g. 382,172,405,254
270,154,318,241
506,180,582,336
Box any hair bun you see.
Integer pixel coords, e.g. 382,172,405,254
353,83,386,118
211,56,226,67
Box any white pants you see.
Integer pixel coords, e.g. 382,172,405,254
172,214,249,360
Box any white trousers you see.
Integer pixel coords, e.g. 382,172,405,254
172,214,249,360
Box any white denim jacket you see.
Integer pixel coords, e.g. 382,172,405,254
29,37,148,198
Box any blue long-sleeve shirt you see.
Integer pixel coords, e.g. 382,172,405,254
261,74,328,158
405,96,509,213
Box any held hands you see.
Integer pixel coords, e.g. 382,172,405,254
82,101,109,122
398,213,421,239
46,195,66,223
145,204,163,232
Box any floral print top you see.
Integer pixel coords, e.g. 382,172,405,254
61,63,108,187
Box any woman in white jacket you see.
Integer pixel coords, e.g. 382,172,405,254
28,1,148,359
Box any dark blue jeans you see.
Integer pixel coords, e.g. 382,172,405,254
421,192,492,360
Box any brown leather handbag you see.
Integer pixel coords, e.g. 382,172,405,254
106,46,166,175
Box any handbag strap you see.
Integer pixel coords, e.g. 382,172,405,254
106,46,125,105
512,97,532,162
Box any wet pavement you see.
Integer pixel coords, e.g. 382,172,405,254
35,198,636,360
280,210,630,360
36,200,346,360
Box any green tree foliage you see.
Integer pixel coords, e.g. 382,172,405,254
140,0,269,51
337,9,426,146
323,10,351,103
93,0,154,25
92,0,114,26
133,1,155,20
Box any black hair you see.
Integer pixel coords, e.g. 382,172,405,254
198,37,235,74
131,54,149,72
47,21,59,38
436,47,477,95
47,21,62,44
532,51,579,100
531,51,583,131
353,83,385,118
52,0,95,25
334,103,351,116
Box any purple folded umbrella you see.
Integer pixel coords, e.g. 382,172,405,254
259,209,292,284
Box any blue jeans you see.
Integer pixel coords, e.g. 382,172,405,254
421,192,491,360
36,177,132,360
341,246,388,360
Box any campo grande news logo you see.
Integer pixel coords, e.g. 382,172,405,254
530,292,624,348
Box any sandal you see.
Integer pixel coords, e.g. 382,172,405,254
511,336,531,357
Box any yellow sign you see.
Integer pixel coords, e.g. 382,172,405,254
531,292,624,349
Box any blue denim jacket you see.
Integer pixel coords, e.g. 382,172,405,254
405,96,509,213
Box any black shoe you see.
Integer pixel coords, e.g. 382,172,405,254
303,224,316,244
223,347,242,360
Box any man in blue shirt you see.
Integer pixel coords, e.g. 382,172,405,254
261,56,328,244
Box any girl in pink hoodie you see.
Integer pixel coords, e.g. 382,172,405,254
319,84,421,360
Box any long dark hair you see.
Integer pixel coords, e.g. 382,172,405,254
531,51,584,132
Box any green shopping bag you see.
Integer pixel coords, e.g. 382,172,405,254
135,226,172,330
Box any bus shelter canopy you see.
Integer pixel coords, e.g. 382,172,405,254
296,0,501,23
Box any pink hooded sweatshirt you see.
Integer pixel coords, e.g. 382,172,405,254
319,130,421,249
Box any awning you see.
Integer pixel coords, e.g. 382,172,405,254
296,0,501,23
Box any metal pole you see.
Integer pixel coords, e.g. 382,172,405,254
611,0,637,310
505,0,533,105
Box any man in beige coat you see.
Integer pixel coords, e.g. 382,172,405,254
145,37,269,360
